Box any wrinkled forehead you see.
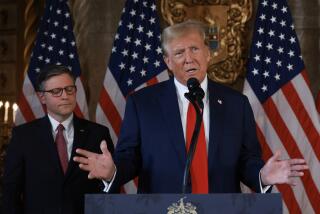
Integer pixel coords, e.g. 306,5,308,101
43,73,75,88
167,26,205,40
163,29,206,53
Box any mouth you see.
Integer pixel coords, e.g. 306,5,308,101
59,103,72,107
186,68,198,73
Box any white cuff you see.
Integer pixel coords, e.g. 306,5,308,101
259,170,271,193
102,166,117,192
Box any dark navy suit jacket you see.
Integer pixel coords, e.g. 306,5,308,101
111,78,265,193
3,115,114,214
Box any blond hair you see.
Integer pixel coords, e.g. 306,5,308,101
161,20,208,56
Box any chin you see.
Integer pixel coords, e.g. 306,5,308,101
59,109,73,116
195,74,206,82
186,75,201,81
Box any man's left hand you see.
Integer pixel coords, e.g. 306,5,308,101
260,150,308,186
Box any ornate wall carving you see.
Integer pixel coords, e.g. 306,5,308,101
1,0,319,119
161,0,252,84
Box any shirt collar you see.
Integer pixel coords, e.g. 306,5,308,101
48,113,74,132
174,76,208,104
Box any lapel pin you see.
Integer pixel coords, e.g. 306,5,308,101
217,99,223,104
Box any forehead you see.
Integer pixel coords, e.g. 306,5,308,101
43,73,74,88
167,31,205,50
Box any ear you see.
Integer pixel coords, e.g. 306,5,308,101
163,55,172,70
206,46,211,63
37,92,46,104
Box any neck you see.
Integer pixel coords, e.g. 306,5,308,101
47,113,73,123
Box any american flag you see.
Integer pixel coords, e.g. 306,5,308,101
15,0,88,125
243,0,320,213
95,0,169,193
316,92,320,114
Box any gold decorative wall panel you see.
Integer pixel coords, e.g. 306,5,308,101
161,0,252,84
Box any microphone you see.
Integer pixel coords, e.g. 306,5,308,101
185,78,205,109
182,78,205,193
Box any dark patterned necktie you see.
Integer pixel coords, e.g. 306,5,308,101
55,124,68,174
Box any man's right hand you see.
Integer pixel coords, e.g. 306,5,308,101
73,140,116,180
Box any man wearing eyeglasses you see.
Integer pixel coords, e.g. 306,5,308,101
3,64,114,214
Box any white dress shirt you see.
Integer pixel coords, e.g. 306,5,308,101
175,76,270,193
174,77,209,150
104,76,270,193
48,114,74,160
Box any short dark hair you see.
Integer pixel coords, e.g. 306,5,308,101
36,64,75,91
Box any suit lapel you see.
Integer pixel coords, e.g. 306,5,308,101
158,79,186,164
65,115,87,179
208,81,226,173
39,116,64,176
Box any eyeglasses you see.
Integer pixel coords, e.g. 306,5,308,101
41,85,77,97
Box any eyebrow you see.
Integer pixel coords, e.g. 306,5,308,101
173,48,185,53
173,45,200,52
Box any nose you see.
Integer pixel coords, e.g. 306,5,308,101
60,89,69,98
185,50,193,64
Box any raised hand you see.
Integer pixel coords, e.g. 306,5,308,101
260,150,308,186
73,140,116,180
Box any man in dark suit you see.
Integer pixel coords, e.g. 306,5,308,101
2,65,114,214
74,20,307,193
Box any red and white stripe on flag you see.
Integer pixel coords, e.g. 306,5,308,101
316,91,320,115
95,0,169,193
244,71,320,213
15,0,88,125
244,0,320,213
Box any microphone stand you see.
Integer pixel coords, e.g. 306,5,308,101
182,94,204,194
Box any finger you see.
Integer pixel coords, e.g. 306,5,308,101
88,172,96,179
289,171,304,177
73,156,89,164
289,159,307,165
268,149,282,163
100,140,110,155
79,164,92,172
287,178,298,186
76,148,95,158
291,164,309,171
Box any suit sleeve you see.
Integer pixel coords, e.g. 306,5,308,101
238,96,267,193
2,128,24,214
109,95,142,192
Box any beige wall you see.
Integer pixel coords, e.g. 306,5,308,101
70,0,126,120
71,0,320,120
289,0,320,98
0,0,319,120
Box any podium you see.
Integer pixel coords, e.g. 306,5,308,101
85,193,282,213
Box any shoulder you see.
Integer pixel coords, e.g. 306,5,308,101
10,117,49,145
129,79,173,100
133,79,172,96
12,117,46,133
208,79,248,101
74,117,113,151
74,117,110,131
